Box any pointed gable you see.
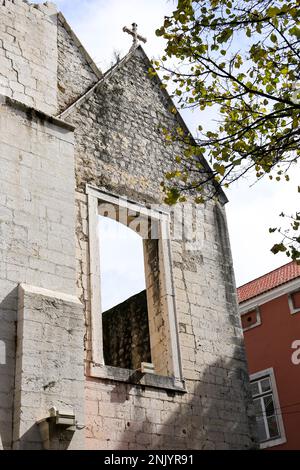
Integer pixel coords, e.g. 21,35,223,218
60,45,226,203
57,13,102,112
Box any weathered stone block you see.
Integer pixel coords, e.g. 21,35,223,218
13,284,84,450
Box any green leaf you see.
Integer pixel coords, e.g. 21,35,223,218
156,0,300,264
270,34,277,43
271,243,287,254
217,28,233,43
289,26,300,38
266,6,280,17
155,28,164,37
213,163,226,176
164,187,181,205
195,196,204,204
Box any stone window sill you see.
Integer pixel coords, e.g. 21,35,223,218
89,363,186,393
260,436,287,449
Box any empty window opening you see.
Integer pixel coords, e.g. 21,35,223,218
98,215,146,311
96,203,171,376
98,214,152,370
87,187,184,386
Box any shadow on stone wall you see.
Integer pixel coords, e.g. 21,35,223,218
111,343,258,450
15,422,77,450
13,424,42,451
0,288,18,450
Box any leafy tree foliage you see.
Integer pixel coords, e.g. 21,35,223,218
154,0,300,259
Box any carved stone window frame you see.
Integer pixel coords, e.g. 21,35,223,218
86,185,185,392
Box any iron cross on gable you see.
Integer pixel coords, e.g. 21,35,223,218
123,23,147,49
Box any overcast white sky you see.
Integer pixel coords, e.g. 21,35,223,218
46,0,299,289
98,216,146,311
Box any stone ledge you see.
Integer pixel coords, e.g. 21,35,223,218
14,282,85,449
18,283,82,307
89,363,187,393
1,95,75,132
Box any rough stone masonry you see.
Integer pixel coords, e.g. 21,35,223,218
0,0,257,450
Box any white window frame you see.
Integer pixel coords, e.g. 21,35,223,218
288,290,300,315
241,306,261,332
250,368,286,449
86,184,185,391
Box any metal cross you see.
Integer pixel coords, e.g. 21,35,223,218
123,23,147,49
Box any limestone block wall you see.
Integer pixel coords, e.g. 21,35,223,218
0,97,82,449
102,290,151,370
0,0,58,115
14,284,84,450
57,14,101,113
63,48,258,449
0,0,258,448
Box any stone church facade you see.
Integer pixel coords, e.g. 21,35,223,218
0,0,256,450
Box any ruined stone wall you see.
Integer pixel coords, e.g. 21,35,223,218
143,237,171,377
0,98,84,449
0,2,101,117
57,14,100,113
102,290,151,370
0,2,101,448
0,0,58,115
64,48,257,450
0,1,257,450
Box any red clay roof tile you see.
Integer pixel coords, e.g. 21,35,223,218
237,261,300,303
